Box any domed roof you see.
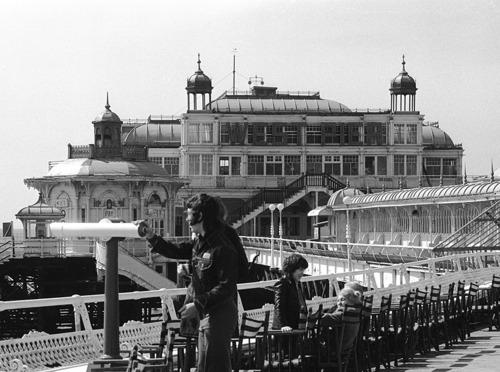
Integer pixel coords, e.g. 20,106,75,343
46,158,172,178
186,55,213,94
92,94,122,124
16,193,65,220
123,122,181,146
422,125,455,147
327,187,365,207
390,57,417,94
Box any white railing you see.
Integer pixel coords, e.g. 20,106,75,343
2,251,500,371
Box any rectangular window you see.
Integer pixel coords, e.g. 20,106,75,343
334,124,342,144
164,157,179,176
406,124,417,144
306,155,323,174
248,155,264,175
219,156,229,175
379,123,388,145
231,157,241,175
377,156,387,175
406,155,417,175
284,155,301,175
201,154,213,175
394,124,405,144
443,158,457,175
266,155,283,176
273,126,284,145
324,125,335,144
394,155,405,175
254,125,266,144
424,157,441,176
189,154,200,175
189,123,213,143
265,126,274,144
343,125,349,143
200,123,213,143
284,125,298,144
81,208,86,222
350,125,361,144
306,126,322,144
324,155,341,175
188,123,200,143
365,156,375,175
343,155,359,176
220,123,230,144
148,157,162,166
247,124,254,144
364,123,378,145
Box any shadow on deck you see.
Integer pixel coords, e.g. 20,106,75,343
390,328,500,372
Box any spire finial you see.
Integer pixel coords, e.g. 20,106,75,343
105,92,110,110
402,54,406,72
463,163,468,184
491,160,495,182
197,53,202,71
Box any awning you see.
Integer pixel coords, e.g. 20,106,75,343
307,205,332,217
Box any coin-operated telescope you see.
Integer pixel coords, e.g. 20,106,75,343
50,219,149,361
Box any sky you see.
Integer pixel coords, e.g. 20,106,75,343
0,0,499,223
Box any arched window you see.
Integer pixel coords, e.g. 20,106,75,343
103,127,112,146
106,199,113,209
95,128,102,147
148,193,161,206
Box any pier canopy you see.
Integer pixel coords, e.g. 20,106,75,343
308,187,364,216
345,181,500,209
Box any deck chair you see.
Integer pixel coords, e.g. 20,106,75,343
231,311,270,372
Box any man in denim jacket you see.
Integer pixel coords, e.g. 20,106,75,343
144,193,238,372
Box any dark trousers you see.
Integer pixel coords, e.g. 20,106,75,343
197,300,238,372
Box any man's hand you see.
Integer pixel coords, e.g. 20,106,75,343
179,302,199,319
133,220,155,239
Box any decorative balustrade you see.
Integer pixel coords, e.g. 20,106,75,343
67,144,92,159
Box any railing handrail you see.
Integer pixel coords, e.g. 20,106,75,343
2,250,498,313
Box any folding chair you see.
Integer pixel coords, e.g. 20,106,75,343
232,311,270,372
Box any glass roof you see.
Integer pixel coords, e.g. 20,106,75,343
348,181,500,206
211,98,351,113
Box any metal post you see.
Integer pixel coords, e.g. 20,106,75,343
102,237,120,359
343,196,353,273
269,204,276,267
346,207,351,272
277,203,284,266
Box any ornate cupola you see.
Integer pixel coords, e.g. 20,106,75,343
186,54,213,112
92,93,123,158
390,55,417,112
16,193,65,239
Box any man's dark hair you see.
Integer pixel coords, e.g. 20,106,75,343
186,193,224,231
282,254,308,276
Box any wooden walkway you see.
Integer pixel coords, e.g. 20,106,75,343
390,328,500,372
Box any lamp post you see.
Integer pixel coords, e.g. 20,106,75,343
277,203,284,266
269,204,276,267
343,196,353,273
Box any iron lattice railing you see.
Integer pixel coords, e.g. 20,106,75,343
433,200,500,255
228,173,345,225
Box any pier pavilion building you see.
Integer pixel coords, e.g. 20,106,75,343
24,97,188,237
123,56,463,238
